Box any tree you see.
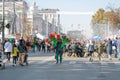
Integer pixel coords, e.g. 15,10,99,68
92,7,120,28
92,8,106,24
92,7,120,37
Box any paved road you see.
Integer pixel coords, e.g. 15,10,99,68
1,52,120,80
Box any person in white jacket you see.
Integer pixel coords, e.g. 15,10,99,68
4,39,13,62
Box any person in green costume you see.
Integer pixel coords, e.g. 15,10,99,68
55,39,63,64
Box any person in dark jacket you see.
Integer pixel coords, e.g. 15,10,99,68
18,39,27,66
41,40,46,53
88,40,94,62
106,38,112,60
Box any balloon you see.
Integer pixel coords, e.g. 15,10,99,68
57,34,61,39
49,33,55,39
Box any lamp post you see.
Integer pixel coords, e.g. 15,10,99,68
12,0,15,34
2,0,5,54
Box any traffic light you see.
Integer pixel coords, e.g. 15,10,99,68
6,23,10,29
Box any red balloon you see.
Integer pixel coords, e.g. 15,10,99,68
49,33,55,39
57,34,61,39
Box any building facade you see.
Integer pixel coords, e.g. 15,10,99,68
0,0,28,36
0,0,62,38
27,1,61,37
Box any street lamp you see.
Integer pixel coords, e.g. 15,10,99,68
12,0,16,34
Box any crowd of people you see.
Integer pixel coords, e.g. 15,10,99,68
65,37,120,61
0,36,120,67
0,37,55,67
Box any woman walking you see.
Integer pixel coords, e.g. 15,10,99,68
88,40,95,62
4,39,13,62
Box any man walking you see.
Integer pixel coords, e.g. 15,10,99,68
55,39,63,64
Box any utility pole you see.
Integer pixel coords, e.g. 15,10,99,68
12,0,15,34
2,0,5,54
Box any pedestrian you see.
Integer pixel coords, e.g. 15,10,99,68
18,39,27,66
4,38,13,62
55,39,63,64
117,37,120,60
112,37,118,58
36,40,41,52
26,39,31,52
47,44,51,52
88,40,95,62
97,41,104,61
12,44,19,66
106,38,113,60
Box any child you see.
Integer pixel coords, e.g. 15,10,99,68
12,44,19,66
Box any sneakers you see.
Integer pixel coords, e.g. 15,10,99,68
60,61,62,64
56,61,62,64
19,63,24,66
56,61,58,64
12,64,16,67
89,57,93,62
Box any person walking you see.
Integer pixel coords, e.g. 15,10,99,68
97,41,104,61
4,39,13,62
117,37,120,60
106,38,113,60
88,40,95,62
36,40,41,52
12,44,19,66
55,39,63,64
18,39,27,66
41,40,46,53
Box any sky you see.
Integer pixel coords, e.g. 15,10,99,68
26,0,120,37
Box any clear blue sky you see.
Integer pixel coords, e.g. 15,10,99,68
26,0,120,36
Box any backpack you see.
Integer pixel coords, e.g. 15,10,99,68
18,44,26,53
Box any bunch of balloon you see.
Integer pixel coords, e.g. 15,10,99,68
49,32,57,48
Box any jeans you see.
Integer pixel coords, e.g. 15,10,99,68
13,56,17,64
5,52,11,61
